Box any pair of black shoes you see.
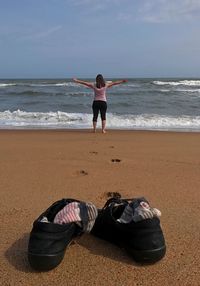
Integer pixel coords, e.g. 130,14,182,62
28,197,166,271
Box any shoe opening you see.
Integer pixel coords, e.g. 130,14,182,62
112,204,126,220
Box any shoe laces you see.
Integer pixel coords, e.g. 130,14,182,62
103,197,135,209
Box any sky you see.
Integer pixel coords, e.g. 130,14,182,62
0,0,200,78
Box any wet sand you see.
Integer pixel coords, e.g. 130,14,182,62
0,129,200,286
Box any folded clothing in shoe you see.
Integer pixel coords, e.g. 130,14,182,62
40,216,49,223
53,201,98,233
117,197,161,223
54,201,82,226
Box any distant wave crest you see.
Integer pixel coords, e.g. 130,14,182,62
153,80,200,86
0,83,17,87
0,82,77,88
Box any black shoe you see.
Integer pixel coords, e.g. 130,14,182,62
91,197,166,263
28,198,97,271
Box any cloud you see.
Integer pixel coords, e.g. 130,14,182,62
26,25,62,40
71,0,121,5
69,0,200,24
117,12,132,23
0,25,62,43
69,0,133,23
138,0,200,23
70,0,124,11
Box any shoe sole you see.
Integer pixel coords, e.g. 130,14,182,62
127,245,166,263
28,251,65,271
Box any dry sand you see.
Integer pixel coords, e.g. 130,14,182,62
0,129,200,286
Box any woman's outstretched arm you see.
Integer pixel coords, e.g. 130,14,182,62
107,79,127,88
73,78,94,88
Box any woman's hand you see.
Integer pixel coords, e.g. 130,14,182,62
72,78,93,88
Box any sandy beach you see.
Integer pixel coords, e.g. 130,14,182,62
0,129,200,286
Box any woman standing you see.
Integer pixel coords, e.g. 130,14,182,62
73,74,127,133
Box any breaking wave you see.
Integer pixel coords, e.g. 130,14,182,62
0,110,200,131
153,80,200,86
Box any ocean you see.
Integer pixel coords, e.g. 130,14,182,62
0,78,200,131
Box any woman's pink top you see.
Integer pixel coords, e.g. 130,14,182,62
93,85,107,102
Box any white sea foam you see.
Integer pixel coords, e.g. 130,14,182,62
28,82,77,87
0,110,200,131
107,114,200,131
0,110,91,128
55,82,78,87
0,82,78,88
123,83,137,87
153,80,200,86
160,89,170,92
0,83,16,87
176,89,200,93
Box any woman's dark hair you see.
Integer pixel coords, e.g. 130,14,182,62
96,74,106,88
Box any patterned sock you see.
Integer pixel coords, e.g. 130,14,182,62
79,202,98,232
132,201,161,222
53,201,98,233
117,204,133,223
85,202,98,232
117,198,161,223
53,202,81,225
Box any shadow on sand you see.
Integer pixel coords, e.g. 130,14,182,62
4,233,36,273
5,232,146,272
76,233,140,266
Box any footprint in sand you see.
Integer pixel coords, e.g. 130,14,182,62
79,170,88,175
89,151,98,155
111,159,121,163
99,191,122,200
106,191,121,198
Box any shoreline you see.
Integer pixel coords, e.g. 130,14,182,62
1,129,200,285
0,128,200,133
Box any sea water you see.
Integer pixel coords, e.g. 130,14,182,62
0,78,200,131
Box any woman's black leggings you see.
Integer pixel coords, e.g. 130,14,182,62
92,100,107,122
